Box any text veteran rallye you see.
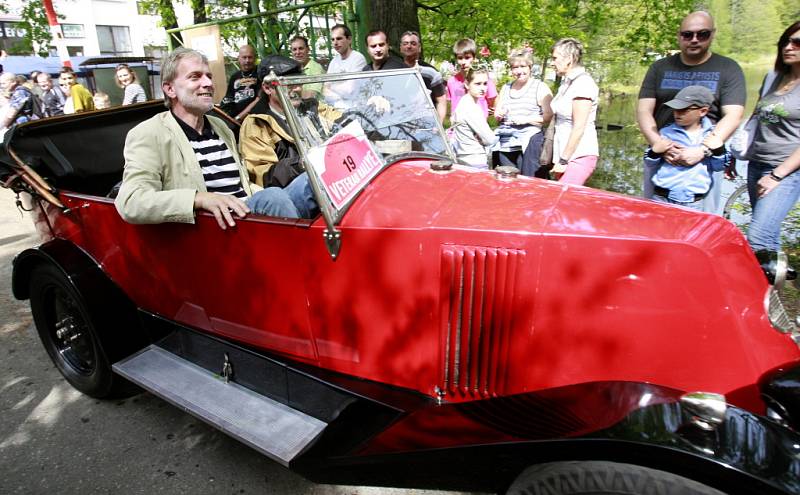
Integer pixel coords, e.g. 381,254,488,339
3,68,800,495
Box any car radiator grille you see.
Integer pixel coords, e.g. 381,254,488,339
439,245,525,399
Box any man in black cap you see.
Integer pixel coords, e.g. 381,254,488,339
643,85,727,211
238,56,332,217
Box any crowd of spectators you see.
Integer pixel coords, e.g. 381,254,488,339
6,11,800,255
208,13,799,255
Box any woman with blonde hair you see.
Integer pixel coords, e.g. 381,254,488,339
493,50,553,175
549,38,599,185
115,63,146,105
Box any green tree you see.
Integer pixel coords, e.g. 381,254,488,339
16,1,52,56
731,0,782,55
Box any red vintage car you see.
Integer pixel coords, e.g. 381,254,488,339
3,68,800,495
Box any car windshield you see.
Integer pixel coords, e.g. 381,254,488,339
279,68,450,158
275,68,452,226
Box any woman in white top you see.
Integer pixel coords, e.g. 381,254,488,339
549,38,599,185
452,66,498,169
493,51,553,176
116,64,147,105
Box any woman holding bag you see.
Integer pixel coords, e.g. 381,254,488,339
743,21,800,253
492,51,553,176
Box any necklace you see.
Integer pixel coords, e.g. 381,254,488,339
778,74,800,94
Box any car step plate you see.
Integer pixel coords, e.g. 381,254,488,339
113,345,326,466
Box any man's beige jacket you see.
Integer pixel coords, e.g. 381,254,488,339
115,111,253,224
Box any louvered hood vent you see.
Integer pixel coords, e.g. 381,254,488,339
439,245,525,399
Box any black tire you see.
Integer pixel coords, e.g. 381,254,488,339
28,263,122,398
506,461,725,495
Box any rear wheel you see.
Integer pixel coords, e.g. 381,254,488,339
506,461,724,495
29,263,121,398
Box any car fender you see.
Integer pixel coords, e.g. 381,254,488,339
13,238,151,362
298,383,800,495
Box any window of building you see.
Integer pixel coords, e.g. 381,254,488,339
67,46,84,57
62,24,85,39
97,25,132,56
0,21,29,54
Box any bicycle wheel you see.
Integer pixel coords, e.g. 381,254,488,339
722,183,752,235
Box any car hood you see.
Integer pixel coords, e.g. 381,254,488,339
343,159,734,245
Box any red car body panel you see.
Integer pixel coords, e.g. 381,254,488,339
35,157,798,415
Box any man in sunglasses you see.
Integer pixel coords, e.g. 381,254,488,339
637,10,745,214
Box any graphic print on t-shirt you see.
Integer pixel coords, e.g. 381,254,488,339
660,71,720,92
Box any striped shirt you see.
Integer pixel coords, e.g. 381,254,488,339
122,83,147,105
173,113,247,198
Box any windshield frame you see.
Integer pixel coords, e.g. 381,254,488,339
271,68,453,246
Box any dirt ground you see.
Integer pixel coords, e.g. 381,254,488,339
0,188,478,495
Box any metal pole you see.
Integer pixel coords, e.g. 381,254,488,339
249,0,266,59
42,0,71,68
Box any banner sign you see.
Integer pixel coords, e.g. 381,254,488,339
307,120,385,210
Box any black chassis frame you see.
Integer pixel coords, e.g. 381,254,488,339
12,237,800,495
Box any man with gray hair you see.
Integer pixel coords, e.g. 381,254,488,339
0,71,41,130
115,47,305,229
399,30,447,122
36,72,65,117
637,10,745,213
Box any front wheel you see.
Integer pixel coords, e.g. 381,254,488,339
28,263,122,398
506,461,724,495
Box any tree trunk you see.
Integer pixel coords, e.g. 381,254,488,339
364,0,420,56
192,0,207,24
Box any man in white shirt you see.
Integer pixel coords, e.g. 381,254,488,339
326,24,367,73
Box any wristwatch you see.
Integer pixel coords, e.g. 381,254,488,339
770,171,784,182
559,158,569,166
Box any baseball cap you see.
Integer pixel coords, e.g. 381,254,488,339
664,85,714,109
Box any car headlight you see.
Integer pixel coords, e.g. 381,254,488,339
765,287,796,334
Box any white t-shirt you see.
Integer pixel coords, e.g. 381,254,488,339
327,50,367,73
551,67,599,160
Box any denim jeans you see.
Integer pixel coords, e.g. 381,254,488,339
643,157,726,215
747,161,800,251
284,172,319,219
246,172,319,219
651,193,704,211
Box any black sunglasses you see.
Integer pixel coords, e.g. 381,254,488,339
680,29,713,41
786,37,800,49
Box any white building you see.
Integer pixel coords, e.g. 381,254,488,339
0,0,193,58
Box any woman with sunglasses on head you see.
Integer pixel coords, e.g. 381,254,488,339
743,21,800,254
115,64,146,105
549,38,599,185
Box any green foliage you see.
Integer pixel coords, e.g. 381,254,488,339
418,0,694,85
730,0,782,56
17,1,54,57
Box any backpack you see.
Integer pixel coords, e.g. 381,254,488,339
16,86,44,121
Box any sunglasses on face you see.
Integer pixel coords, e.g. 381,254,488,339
786,37,800,49
680,29,713,41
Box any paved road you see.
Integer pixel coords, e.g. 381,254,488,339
0,188,478,495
